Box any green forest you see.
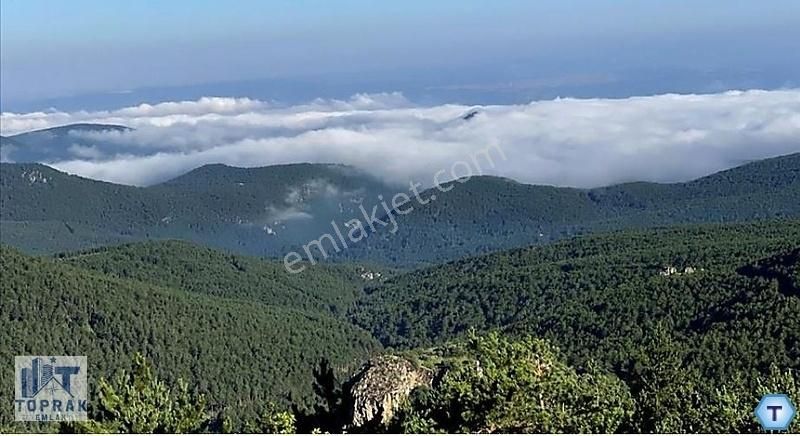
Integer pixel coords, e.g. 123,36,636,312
0,245,381,429
1,218,799,432
350,219,800,432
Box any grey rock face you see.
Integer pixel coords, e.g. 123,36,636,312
347,355,433,428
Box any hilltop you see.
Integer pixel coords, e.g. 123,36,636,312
3,123,132,162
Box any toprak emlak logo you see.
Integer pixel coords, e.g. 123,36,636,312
14,356,88,421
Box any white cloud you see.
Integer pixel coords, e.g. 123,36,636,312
112,96,267,117
2,90,799,187
66,144,105,159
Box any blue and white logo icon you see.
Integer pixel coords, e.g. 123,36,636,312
14,356,88,421
755,394,796,431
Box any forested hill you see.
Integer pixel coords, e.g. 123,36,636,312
346,219,800,431
0,243,382,426
2,153,799,265
338,152,800,265
1,220,798,432
59,239,387,315
350,218,800,348
347,219,799,418
0,162,394,255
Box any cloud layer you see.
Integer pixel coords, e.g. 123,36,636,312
2,90,799,187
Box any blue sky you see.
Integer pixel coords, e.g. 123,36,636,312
2,0,799,109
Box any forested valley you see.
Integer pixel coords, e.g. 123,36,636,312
2,219,798,432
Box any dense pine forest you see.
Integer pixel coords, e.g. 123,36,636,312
0,245,381,429
350,220,800,432
1,218,798,432
4,1,800,433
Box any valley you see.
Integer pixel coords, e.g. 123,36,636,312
1,217,798,431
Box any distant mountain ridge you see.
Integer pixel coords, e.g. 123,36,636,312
14,123,132,133
335,152,800,264
1,152,799,264
2,123,132,163
0,161,396,256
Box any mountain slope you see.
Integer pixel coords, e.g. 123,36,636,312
60,239,383,315
2,152,799,264
0,244,381,426
0,163,162,225
2,218,798,432
148,162,395,249
0,163,164,252
349,219,800,379
0,162,396,255
348,219,800,431
338,152,800,265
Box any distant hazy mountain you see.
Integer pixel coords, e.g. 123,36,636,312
3,123,131,162
1,153,799,264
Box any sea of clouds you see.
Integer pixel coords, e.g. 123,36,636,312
1,89,799,187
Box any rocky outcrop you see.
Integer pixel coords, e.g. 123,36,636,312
347,355,433,429
659,265,702,276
